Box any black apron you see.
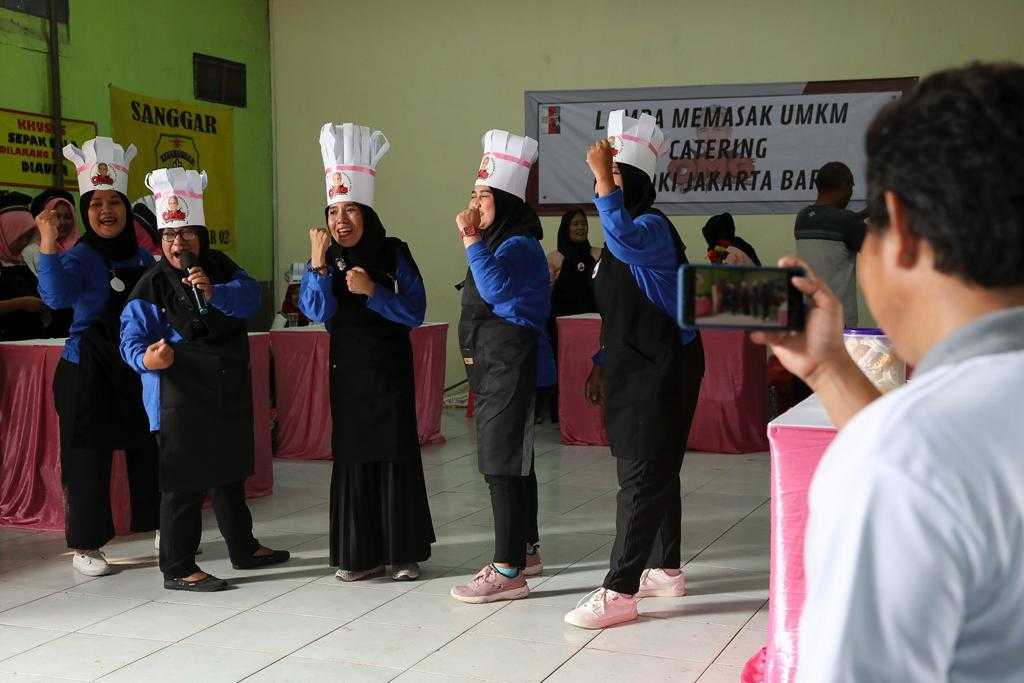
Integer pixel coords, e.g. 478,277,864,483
592,246,703,461
459,266,537,477
327,252,419,464
551,251,597,317
63,262,152,451
156,267,254,492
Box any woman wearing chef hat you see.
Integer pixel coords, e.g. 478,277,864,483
449,130,554,604
36,137,160,577
300,122,434,582
564,111,705,629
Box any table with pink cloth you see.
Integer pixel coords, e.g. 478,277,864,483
0,333,275,532
743,395,837,683
270,322,448,460
556,313,770,453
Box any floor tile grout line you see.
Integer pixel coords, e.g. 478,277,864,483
238,563,479,682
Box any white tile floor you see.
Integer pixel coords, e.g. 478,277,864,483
0,413,770,682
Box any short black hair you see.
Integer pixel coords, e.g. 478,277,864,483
866,62,1024,288
816,162,854,192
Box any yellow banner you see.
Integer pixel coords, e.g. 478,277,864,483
110,86,236,249
0,108,97,191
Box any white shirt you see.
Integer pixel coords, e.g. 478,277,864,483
797,308,1024,682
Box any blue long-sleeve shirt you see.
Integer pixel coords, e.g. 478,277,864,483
592,188,697,366
119,267,261,431
36,244,155,363
298,248,426,329
465,236,555,387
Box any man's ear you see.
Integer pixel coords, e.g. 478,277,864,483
883,190,922,270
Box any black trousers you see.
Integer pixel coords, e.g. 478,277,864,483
603,450,685,595
159,480,259,580
55,359,160,550
62,442,160,550
485,465,538,568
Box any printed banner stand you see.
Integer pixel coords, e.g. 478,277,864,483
110,86,236,248
0,108,97,191
525,78,916,215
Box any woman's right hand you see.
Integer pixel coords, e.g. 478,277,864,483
36,209,61,253
309,228,331,269
585,364,605,406
143,338,174,371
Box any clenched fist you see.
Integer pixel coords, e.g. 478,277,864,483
182,266,213,299
143,338,175,370
36,209,61,252
346,266,375,297
309,227,331,269
456,207,481,239
586,139,615,180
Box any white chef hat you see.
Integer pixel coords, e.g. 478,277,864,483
475,130,538,201
62,136,137,195
606,110,665,181
319,122,390,209
144,168,209,230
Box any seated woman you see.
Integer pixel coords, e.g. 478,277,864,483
542,207,601,421
0,204,49,341
120,167,289,592
702,212,761,266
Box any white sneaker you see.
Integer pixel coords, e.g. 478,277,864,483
335,565,384,582
391,563,421,581
564,588,638,629
635,568,686,598
73,550,111,577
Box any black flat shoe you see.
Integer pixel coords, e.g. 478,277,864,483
163,575,228,592
232,549,290,570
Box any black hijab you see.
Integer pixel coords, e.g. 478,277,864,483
701,212,761,265
557,208,592,260
322,203,404,281
616,162,687,265
483,188,543,249
143,225,244,342
78,190,139,263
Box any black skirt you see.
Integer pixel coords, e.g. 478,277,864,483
329,458,435,571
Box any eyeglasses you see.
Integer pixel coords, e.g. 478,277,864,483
161,228,199,242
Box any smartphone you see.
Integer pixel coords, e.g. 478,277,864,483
677,264,806,331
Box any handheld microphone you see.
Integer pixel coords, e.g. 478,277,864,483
178,251,208,316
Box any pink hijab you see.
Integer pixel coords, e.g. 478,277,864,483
42,196,81,254
0,207,36,263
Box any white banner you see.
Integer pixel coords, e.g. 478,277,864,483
527,81,911,214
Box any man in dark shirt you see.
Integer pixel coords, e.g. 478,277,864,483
794,162,868,328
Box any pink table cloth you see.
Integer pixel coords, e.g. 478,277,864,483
744,395,837,683
0,333,275,532
270,323,448,460
556,314,770,453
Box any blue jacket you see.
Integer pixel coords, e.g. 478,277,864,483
119,266,261,431
298,247,426,329
466,236,555,388
593,188,696,365
36,244,155,363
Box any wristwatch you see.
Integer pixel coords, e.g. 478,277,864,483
307,263,329,276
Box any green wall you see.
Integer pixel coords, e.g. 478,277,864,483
270,0,1024,384
0,0,273,286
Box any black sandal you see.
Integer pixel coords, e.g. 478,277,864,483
163,574,229,592
232,549,290,570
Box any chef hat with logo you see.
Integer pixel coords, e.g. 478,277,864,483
144,168,209,230
319,122,390,209
474,130,538,201
63,136,137,195
606,110,665,181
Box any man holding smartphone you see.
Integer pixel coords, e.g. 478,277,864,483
755,63,1024,682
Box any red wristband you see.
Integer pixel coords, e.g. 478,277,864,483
462,225,480,238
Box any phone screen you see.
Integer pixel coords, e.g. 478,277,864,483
677,264,805,331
